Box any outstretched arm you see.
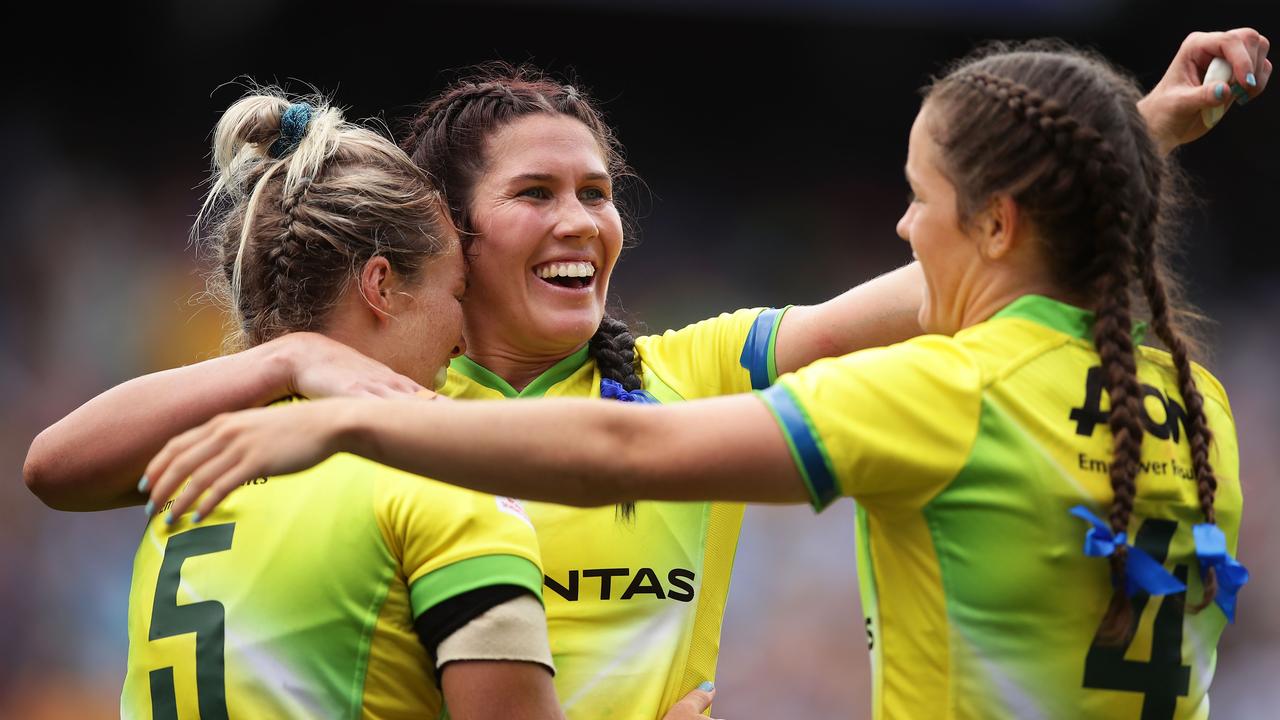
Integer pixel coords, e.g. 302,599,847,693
774,28,1271,375
144,393,807,521
24,333,424,511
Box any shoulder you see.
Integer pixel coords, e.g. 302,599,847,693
797,332,984,389
636,307,771,351
1136,345,1235,423
636,307,781,397
774,333,988,444
953,316,1076,385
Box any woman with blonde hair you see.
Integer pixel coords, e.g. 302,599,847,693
27,27,1268,720
149,40,1253,719
118,89,564,720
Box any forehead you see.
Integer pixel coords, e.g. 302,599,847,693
484,114,608,176
906,103,941,177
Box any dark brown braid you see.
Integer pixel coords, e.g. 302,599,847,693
589,314,643,521
1092,256,1146,642
959,69,1148,641
589,315,643,392
1128,139,1221,612
927,41,1220,642
401,66,643,521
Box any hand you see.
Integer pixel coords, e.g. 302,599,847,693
143,400,357,522
1138,28,1271,154
662,682,722,720
274,332,427,399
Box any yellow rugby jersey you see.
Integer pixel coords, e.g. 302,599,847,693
441,307,787,720
758,295,1242,720
121,438,544,719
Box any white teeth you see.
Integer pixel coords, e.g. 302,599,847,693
535,261,596,279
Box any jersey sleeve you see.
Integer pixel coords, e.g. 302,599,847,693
373,470,545,619
636,307,790,399
756,335,984,512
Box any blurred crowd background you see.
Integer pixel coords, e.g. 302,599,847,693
2,1,1276,717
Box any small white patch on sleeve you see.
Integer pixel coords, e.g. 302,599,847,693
496,496,534,529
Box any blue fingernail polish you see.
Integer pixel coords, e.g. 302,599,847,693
164,511,174,526
137,475,149,493
1247,72,1257,87
192,511,202,524
698,681,715,692
1214,83,1226,101
144,500,154,516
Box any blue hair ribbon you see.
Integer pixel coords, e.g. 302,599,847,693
269,103,313,158
1192,523,1249,623
1068,505,1186,597
600,378,658,404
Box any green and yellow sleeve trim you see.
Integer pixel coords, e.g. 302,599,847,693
757,384,840,511
409,554,544,619
739,306,792,390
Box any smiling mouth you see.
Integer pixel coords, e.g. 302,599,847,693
533,261,597,290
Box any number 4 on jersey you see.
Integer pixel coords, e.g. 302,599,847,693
148,523,236,720
1082,519,1190,720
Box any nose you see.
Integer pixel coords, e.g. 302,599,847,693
554,197,598,242
450,336,467,359
896,205,913,242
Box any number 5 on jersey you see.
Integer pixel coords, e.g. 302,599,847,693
148,523,236,720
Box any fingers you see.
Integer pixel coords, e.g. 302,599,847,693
662,682,717,719
191,461,259,522
1204,29,1268,103
147,431,228,521
1216,31,1259,89
144,414,258,523
1253,50,1273,98
167,444,246,522
143,426,209,515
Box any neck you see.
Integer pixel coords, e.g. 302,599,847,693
957,271,1077,332
462,342,589,392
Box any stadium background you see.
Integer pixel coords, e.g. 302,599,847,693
2,1,1276,716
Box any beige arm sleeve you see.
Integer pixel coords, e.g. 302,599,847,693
436,593,555,675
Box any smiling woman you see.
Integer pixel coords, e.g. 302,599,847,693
449,112,625,378
24,28,1271,720
138,41,1257,720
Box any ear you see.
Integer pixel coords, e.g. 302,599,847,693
357,256,396,323
975,195,1020,261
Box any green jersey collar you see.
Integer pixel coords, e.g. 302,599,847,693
450,345,591,398
992,294,1147,343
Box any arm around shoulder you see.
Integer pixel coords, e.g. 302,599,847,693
23,339,294,510
774,262,925,376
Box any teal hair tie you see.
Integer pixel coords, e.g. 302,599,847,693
269,103,313,158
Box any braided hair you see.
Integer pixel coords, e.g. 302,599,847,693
925,41,1221,642
401,65,641,520
197,88,453,349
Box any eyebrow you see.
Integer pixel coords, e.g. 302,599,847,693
510,172,611,183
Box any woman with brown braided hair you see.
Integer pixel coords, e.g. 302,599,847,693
27,28,1266,720
147,40,1252,719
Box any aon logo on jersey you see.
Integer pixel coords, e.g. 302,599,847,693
1070,365,1191,442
